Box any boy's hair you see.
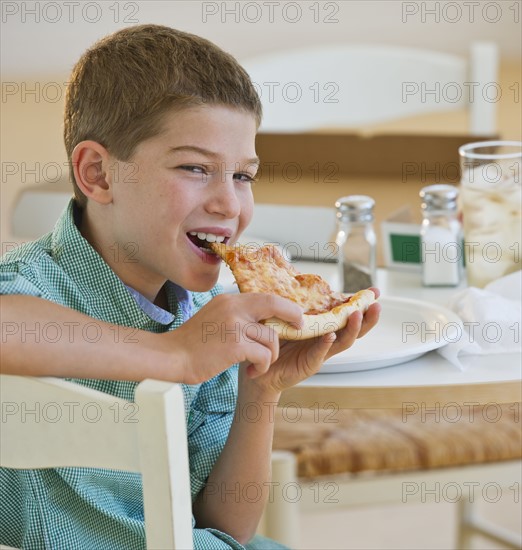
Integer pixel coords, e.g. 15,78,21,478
64,25,262,207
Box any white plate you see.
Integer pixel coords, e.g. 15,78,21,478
320,297,463,374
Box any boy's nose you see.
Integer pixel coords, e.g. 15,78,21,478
206,177,241,219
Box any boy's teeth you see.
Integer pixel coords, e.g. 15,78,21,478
189,231,225,243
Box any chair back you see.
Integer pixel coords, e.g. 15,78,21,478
242,42,498,135
0,375,194,550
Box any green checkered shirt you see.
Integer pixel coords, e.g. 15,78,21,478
0,199,244,549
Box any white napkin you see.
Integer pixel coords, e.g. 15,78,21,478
438,271,522,369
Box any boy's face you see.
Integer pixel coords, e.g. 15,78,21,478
107,105,258,295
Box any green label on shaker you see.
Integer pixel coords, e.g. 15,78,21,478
391,234,421,263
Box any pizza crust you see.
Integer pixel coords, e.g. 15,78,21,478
263,289,376,340
210,242,377,341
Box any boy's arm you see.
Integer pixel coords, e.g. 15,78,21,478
0,295,175,381
192,374,281,545
192,298,381,544
1,293,304,385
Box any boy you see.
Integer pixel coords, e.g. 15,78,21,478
0,25,380,549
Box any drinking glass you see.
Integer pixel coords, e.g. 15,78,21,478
459,140,521,288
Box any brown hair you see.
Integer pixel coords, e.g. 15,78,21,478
64,25,262,207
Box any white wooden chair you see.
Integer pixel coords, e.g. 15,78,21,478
241,42,498,135
262,452,521,549
260,407,522,549
0,374,194,550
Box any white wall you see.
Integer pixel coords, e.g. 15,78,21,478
1,0,521,79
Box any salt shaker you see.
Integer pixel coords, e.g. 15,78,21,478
335,195,376,293
420,184,463,287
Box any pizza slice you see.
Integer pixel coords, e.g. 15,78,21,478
210,242,377,341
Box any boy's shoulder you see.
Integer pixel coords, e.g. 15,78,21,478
1,233,54,267
0,232,68,300
0,201,90,302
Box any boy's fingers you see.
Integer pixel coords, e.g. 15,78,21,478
240,342,273,378
358,302,381,338
368,287,381,299
245,359,270,379
312,332,336,363
242,293,303,327
331,310,363,351
243,323,279,364
245,363,267,379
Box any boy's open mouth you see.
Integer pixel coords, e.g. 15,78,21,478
187,232,229,254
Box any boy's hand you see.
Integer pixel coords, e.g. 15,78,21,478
164,293,303,385
242,289,381,395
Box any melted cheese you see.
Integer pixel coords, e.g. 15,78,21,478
216,244,347,314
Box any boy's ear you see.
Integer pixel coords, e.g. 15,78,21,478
71,141,113,205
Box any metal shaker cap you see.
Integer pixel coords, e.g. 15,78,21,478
335,195,375,222
420,184,459,212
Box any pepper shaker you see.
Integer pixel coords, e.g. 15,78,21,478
420,184,463,287
335,195,377,293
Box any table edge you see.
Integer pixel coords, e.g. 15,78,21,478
279,380,522,409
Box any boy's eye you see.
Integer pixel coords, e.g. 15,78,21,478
234,172,257,184
180,165,207,174
178,165,256,184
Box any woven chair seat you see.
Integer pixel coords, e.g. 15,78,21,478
272,403,522,478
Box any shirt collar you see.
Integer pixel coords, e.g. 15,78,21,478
124,284,176,325
124,282,194,325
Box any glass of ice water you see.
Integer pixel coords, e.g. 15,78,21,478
459,140,521,288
